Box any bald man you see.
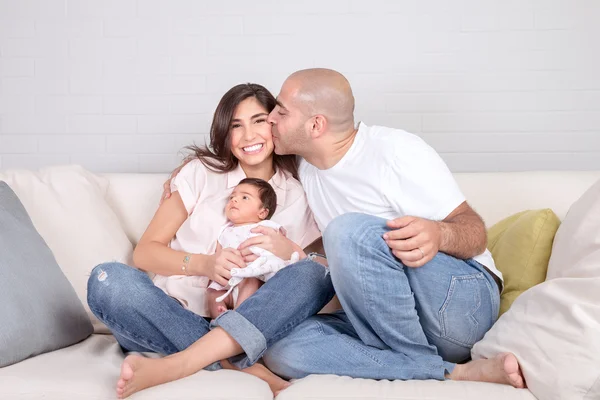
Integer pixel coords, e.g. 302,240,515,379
260,68,524,388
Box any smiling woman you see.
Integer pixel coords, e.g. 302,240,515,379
86,82,324,399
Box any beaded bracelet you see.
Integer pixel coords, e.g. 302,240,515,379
181,254,191,275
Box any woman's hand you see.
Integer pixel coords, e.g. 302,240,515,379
204,247,246,286
238,226,302,262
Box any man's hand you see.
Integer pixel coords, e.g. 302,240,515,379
384,216,441,268
383,203,487,267
160,158,192,204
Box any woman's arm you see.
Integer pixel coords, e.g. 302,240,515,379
133,191,213,276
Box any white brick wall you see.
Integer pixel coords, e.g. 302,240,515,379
0,0,599,172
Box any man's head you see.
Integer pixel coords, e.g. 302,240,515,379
225,178,277,224
267,68,355,156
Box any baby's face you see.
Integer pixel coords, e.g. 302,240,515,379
225,183,267,224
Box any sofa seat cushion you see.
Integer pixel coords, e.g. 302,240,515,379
0,335,273,400
0,335,535,400
277,374,536,400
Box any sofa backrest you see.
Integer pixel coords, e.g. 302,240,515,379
455,171,600,227
103,171,600,246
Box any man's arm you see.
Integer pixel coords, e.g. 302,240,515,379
303,236,325,255
385,201,486,268
439,201,487,259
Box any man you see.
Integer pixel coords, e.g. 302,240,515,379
260,68,524,386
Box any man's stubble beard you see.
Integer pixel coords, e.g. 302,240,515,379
274,125,307,157
286,124,310,157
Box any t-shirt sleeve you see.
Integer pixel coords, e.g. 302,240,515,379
170,159,208,215
384,139,466,221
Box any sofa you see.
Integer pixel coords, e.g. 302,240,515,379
1,167,599,400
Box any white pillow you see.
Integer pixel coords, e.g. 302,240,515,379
472,179,600,400
0,165,133,334
546,179,600,280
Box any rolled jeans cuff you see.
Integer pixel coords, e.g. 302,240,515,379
442,361,456,379
211,309,266,366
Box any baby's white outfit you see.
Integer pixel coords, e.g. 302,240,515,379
208,220,299,303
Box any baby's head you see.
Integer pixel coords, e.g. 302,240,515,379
225,178,277,225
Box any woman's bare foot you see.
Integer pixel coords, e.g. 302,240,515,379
449,353,526,388
221,359,291,396
116,355,187,399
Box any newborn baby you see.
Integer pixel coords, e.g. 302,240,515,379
207,177,298,318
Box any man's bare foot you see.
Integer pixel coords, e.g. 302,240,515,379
116,355,186,399
221,359,291,396
449,353,526,388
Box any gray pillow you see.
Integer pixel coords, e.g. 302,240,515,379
0,181,92,367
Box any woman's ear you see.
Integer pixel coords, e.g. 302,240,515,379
258,207,269,220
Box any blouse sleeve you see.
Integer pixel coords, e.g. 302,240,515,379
170,159,208,215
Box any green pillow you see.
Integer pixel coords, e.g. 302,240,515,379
487,209,560,316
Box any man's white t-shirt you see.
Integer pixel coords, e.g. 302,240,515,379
298,122,502,281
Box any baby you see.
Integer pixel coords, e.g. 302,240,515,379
207,177,298,318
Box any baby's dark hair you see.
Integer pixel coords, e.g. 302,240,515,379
238,178,277,220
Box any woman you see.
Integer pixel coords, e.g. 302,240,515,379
87,84,334,398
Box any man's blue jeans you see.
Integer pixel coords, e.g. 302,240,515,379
263,213,501,380
87,257,335,370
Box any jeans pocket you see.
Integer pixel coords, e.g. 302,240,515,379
439,273,484,348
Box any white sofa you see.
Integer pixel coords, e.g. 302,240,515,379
2,170,599,400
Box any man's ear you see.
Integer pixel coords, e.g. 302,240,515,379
258,207,269,220
310,115,327,138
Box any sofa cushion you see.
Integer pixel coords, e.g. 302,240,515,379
0,166,133,333
277,374,536,400
0,334,535,400
546,179,600,280
0,335,273,400
0,182,92,367
487,209,560,315
472,179,600,400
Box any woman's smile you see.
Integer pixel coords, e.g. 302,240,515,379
242,143,264,154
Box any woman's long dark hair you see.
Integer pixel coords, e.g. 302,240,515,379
185,83,298,180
